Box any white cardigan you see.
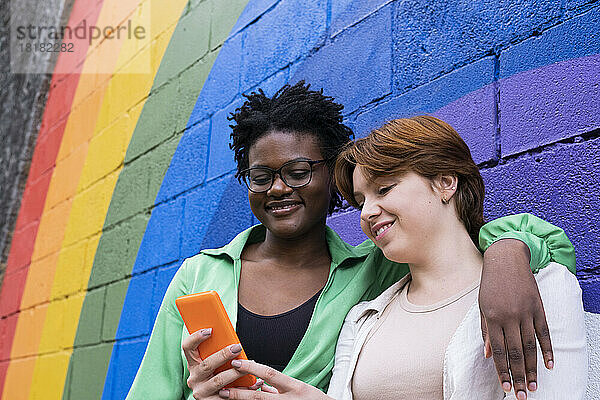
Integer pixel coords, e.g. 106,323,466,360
327,262,588,400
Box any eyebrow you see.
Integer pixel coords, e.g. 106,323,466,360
250,157,313,168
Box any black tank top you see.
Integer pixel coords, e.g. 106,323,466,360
236,289,322,372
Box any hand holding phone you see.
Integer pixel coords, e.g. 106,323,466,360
176,291,257,389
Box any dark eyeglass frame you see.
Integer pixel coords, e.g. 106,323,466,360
241,159,327,193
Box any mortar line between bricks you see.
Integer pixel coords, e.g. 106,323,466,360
502,128,600,161
495,5,600,67
77,163,125,194
478,128,600,173
572,2,600,17
100,333,151,348
153,174,209,206
242,66,290,95
391,6,594,98
0,310,19,320
3,289,83,317
325,0,332,38
330,0,395,40
387,1,394,104
0,354,39,363
23,346,79,359
123,128,182,166
87,276,131,292
493,53,502,162
148,47,214,97
363,55,494,119
132,260,181,279
343,92,393,123
151,157,242,208
204,117,212,188
178,196,186,261
100,207,151,236
231,0,283,36
247,40,329,91
205,170,236,185
91,5,144,51
86,265,160,301
239,29,247,93
99,279,109,344
206,2,214,54
395,46,504,94
390,0,398,91
31,336,125,356
244,17,333,91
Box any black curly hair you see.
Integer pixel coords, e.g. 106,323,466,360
229,81,353,213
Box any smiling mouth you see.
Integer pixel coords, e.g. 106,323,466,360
265,202,302,215
373,222,394,240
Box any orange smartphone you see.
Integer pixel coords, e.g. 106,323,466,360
175,291,256,388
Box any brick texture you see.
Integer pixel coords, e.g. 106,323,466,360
1,1,599,398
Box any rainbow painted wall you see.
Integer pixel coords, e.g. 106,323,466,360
0,0,599,399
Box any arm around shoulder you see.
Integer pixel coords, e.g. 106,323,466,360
479,213,576,274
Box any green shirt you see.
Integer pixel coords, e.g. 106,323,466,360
126,213,575,399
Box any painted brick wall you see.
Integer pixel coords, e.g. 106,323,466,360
0,0,598,399
0,0,74,286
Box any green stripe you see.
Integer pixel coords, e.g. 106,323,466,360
63,1,250,398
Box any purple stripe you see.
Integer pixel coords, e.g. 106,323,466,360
499,54,600,156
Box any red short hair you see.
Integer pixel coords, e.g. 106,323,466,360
335,115,485,245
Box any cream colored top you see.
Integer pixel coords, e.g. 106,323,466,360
328,263,589,400
352,276,479,400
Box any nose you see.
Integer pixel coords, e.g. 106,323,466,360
360,198,380,223
267,173,293,197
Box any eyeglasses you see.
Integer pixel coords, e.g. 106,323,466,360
241,159,327,193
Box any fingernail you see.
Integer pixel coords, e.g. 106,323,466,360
230,343,242,354
502,382,511,392
528,381,537,391
547,360,554,369
218,389,229,398
517,390,527,400
231,359,242,368
200,328,212,336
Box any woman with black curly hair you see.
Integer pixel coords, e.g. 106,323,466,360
126,82,576,400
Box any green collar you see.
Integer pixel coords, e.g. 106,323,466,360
200,224,372,268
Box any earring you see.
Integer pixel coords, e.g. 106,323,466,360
441,195,449,205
